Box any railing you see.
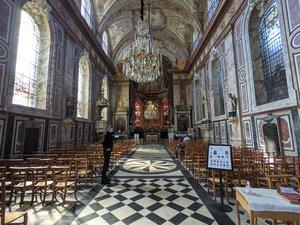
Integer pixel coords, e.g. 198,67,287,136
204,0,220,28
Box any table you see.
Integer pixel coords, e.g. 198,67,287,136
145,134,159,143
235,187,300,225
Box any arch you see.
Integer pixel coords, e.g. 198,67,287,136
102,31,109,55
13,0,51,109
77,52,90,119
241,0,296,112
81,0,93,28
208,47,225,118
249,0,288,106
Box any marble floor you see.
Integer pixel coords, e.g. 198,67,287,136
8,145,272,225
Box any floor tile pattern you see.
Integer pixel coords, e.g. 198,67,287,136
72,178,218,225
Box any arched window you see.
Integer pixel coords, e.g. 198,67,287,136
81,0,92,27
102,31,109,55
77,55,90,119
13,8,50,109
212,58,225,116
250,1,288,105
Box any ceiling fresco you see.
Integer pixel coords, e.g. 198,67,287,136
91,0,206,64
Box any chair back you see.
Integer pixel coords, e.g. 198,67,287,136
0,177,5,225
30,167,49,186
10,167,29,186
0,167,6,179
51,166,70,186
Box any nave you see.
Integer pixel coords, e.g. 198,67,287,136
68,145,220,225
3,145,234,225
6,144,284,225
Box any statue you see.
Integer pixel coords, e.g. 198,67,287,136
65,98,74,119
228,93,238,112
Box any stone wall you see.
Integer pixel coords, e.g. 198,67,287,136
0,0,113,157
191,0,300,155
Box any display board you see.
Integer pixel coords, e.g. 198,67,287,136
207,144,233,171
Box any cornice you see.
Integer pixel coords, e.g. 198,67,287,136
55,0,116,74
187,0,234,73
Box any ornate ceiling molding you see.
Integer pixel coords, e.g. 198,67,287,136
98,0,201,33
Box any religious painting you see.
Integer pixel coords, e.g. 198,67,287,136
144,101,158,120
115,115,127,132
243,120,253,146
177,114,189,132
279,115,293,151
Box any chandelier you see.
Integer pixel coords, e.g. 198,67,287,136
122,4,162,83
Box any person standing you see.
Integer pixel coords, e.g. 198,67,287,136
101,126,114,184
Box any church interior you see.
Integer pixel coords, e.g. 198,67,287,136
0,0,300,224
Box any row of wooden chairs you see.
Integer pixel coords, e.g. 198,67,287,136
168,140,300,200
0,140,136,225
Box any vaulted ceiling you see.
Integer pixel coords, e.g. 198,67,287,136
92,0,206,64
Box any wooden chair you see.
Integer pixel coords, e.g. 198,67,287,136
0,178,28,225
8,167,31,205
39,158,54,167
74,158,93,186
207,169,230,202
51,166,78,205
89,154,102,179
29,166,53,205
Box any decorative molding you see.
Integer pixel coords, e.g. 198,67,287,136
24,0,51,18
210,46,220,62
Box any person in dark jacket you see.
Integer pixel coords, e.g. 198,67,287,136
101,126,114,184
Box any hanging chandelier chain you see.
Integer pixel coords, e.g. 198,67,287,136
122,0,162,83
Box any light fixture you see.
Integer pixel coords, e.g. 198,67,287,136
122,2,162,83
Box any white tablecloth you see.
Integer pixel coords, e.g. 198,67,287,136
236,187,300,213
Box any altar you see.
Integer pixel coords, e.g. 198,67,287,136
145,133,160,144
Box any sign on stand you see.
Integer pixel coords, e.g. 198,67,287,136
207,144,233,171
206,144,233,212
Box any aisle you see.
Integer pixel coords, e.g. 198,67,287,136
56,145,234,225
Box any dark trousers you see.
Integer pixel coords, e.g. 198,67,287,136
101,150,111,181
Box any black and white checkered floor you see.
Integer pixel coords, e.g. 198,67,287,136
12,145,277,225
54,145,234,225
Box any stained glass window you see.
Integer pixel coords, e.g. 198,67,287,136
81,0,92,27
13,10,42,108
77,57,90,119
212,59,225,116
258,1,288,104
